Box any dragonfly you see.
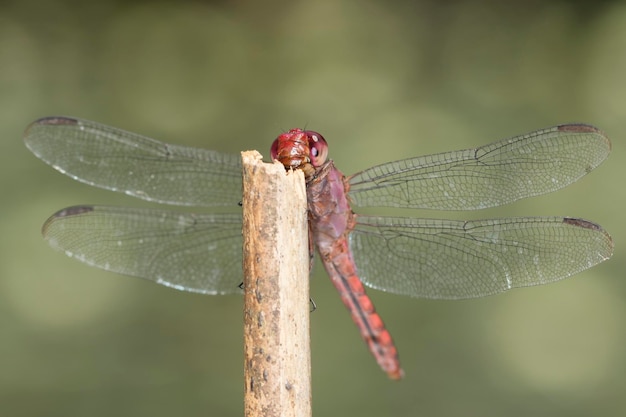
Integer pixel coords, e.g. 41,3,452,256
24,117,613,379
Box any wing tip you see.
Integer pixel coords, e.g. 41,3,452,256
557,123,611,151
42,205,96,236
563,217,614,258
24,116,80,142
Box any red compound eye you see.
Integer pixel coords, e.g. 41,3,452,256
305,130,328,167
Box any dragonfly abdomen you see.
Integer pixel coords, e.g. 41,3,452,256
320,237,404,380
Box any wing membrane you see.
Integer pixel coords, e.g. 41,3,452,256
24,117,243,206
348,124,610,209
350,215,613,299
43,205,243,294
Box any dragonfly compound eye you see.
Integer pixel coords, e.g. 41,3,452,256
306,131,328,167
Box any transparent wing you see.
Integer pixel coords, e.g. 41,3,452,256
24,117,243,207
348,124,610,209
43,205,243,294
350,215,613,299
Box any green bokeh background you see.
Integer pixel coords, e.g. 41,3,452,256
2,1,624,416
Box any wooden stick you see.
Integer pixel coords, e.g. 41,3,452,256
242,151,311,417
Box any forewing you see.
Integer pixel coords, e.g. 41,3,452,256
24,117,243,207
348,124,610,209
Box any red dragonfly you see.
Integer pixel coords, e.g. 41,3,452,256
24,117,613,379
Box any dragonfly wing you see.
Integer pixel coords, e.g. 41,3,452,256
348,124,610,209
43,206,243,294
350,215,613,299
24,117,243,207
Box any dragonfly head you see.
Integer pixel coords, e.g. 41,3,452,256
271,128,329,177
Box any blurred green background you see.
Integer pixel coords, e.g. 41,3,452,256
1,0,624,416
